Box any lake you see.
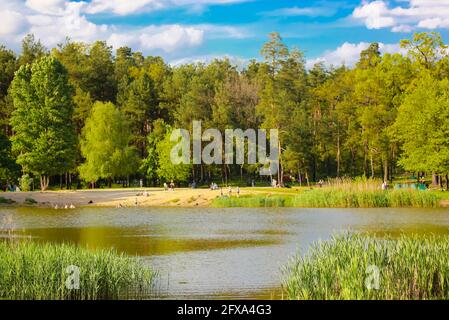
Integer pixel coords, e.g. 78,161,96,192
1,207,448,299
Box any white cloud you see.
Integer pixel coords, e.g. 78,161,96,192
0,0,247,58
25,0,67,15
138,25,204,53
353,0,449,31
307,41,406,68
0,10,29,36
86,0,248,15
263,6,337,17
170,54,248,69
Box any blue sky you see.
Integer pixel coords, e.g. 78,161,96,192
2,0,449,67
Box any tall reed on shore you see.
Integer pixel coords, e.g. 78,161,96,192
284,234,449,300
292,189,440,208
0,241,156,300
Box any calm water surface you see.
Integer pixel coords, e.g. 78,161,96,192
0,207,448,299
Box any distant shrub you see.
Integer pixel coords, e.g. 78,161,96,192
19,174,33,192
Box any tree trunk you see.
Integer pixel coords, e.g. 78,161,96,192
446,174,449,191
305,171,310,188
278,139,283,186
370,153,375,178
40,175,49,191
432,173,438,187
336,130,341,177
383,158,388,182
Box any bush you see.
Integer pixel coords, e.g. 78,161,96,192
0,197,15,205
19,174,33,192
24,197,38,205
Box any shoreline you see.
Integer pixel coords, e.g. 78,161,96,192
0,188,267,208
1,188,448,208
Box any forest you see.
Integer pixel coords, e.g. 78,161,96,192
1,31,449,191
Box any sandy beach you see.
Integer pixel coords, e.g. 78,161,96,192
0,188,263,208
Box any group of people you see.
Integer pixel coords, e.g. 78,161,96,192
163,180,175,191
210,182,219,190
1,181,20,192
220,186,240,198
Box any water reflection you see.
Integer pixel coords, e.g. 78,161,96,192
1,207,448,299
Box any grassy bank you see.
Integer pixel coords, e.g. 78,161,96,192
283,234,449,300
213,190,441,208
291,189,441,208
212,195,295,208
0,241,156,300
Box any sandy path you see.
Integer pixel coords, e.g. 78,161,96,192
0,188,261,208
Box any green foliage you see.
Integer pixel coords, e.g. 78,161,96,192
24,197,38,205
10,56,76,190
213,195,294,208
0,133,19,179
19,174,33,192
292,189,440,208
0,241,155,300
140,119,167,181
393,72,449,174
156,129,192,183
284,234,449,300
17,34,47,67
2,32,449,188
79,102,138,183
0,197,16,205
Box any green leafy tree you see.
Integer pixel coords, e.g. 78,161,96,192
0,45,17,135
393,72,449,178
0,133,19,180
10,56,77,190
17,34,47,67
156,129,192,183
79,102,138,186
141,119,168,183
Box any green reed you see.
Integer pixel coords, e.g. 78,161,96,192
283,234,449,300
212,195,295,208
0,241,156,300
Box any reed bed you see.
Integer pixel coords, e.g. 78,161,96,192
283,234,449,300
212,189,440,208
0,241,156,300
292,189,440,208
212,195,294,208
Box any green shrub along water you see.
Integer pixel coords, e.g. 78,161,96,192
283,234,449,300
212,189,441,208
0,197,15,205
0,241,156,300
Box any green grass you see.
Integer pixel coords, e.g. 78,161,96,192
0,241,156,300
292,189,441,208
0,197,16,205
212,195,295,208
212,190,441,208
283,234,449,300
